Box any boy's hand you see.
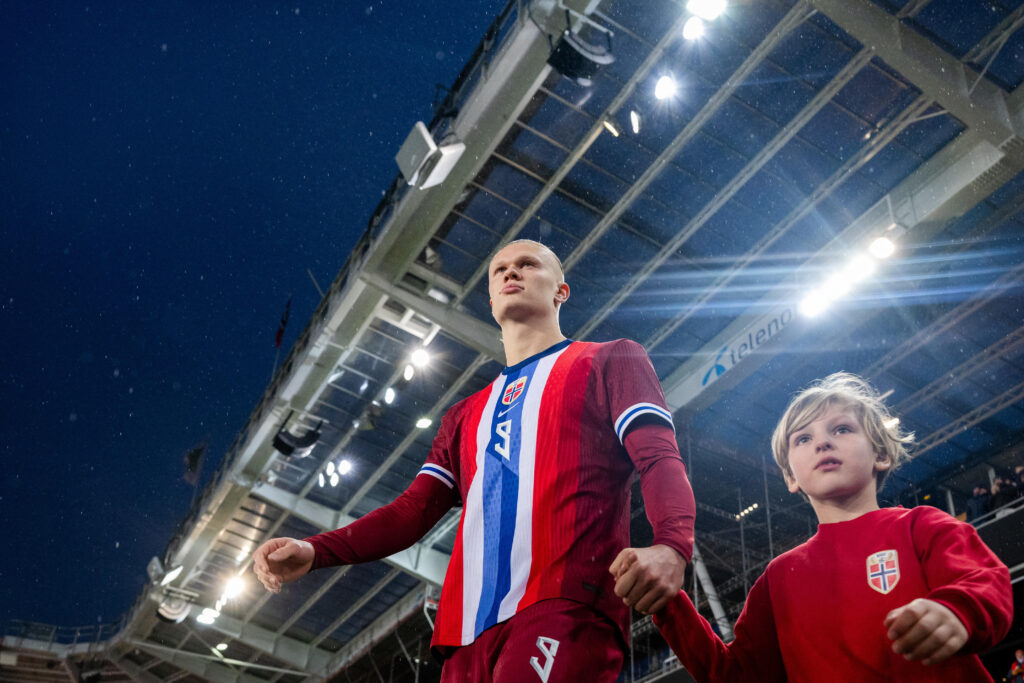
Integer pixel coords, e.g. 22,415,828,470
609,544,686,615
253,537,315,593
885,598,968,665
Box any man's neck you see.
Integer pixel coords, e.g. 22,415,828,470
501,319,566,367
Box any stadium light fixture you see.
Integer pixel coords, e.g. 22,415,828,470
654,75,678,100
384,387,395,405
416,417,432,429
869,237,896,259
404,364,415,381
337,459,352,475
602,120,620,137
160,565,183,587
630,109,642,134
197,608,219,625
682,16,705,40
216,643,228,652
687,0,726,21
411,348,430,367
883,417,900,429
223,576,244,600
330,472,340,487
318,472,325,487
326,461,335,476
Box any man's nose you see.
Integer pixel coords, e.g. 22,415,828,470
504,267,520,280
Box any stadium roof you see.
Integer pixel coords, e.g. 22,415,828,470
5,0,1023,680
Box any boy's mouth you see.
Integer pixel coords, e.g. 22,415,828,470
815,457,842,470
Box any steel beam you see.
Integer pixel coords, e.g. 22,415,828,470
808,0,1024,150
250,484,449,587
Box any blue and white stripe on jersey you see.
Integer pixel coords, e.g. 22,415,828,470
419,463,456,489
614,402,675,443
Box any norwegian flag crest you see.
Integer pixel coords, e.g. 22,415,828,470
866,549,900,594
502,376,527,405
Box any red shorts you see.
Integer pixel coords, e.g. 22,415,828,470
439,599,625,683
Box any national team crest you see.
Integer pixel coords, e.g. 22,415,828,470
866,550,900,594
502,376,527,405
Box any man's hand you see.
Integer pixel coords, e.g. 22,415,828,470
885,598,968,665
609,544,686,615
252,537,315,593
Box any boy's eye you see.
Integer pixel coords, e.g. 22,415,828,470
835,425,851,434
793,434,810,445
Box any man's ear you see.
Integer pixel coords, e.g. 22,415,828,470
554,282,570,303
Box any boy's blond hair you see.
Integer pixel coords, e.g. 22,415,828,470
771,372,914,491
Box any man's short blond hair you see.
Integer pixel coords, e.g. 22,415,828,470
770,372,914,491
500,239,565,283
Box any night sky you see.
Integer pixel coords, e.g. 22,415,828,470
1,1,506,628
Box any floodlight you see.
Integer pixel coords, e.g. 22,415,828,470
359,379,369,394
223,576,244,600
602,120,620,137
403,364,415,381
547,25,615,87
687,0,726,21
883,417,900,429
337,459,352,475
330,472,340,487
416,417,433,429
869,237,895,259
630,110,642,134
161,565,183,587
384,387,395,405
326,461,335,476
318,472,325,487
272,411,323,458
197,608,219,625
654,75,678,100
395,122,466,189
821,274,851,301
216,643,228,652
799,291,829,318
411,348,430,367
844,254,876,283
682,16,705,40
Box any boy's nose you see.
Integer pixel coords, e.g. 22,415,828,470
815,437,833,452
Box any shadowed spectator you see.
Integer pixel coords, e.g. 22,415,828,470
965,485,990,523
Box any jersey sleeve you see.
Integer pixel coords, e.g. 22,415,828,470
602,339,675,443
911,506,1013,652
305,410,462,570
624,423,695,562
654,575,786,683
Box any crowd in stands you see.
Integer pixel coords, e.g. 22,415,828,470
965,465,1024,523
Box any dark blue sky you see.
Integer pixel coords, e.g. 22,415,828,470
1,1,505,627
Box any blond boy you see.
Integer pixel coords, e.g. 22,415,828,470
614,373,1013,682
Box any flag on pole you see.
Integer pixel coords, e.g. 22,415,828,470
183,442,207,485
275,297,291,348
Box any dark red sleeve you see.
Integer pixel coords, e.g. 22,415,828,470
624,422,695,562
304,473,459,570
654,575,786,683
912,507,1013,651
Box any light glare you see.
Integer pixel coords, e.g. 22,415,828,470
384,387,395,404
687,0,726,20
318,472,325,487
223,576,244,600
654,75,678,100
799,291,829,318
416,417,432,429
329,472,340,487
216,643,228,652
403,364,415,381
337,459,352,475
630,110,641,134
326,461,335,476
682,16,705,40
411,348,430,367
869,237,895,259
602,120,620,137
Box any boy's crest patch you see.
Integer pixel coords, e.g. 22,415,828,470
866,549,900,594
502,376,527,405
